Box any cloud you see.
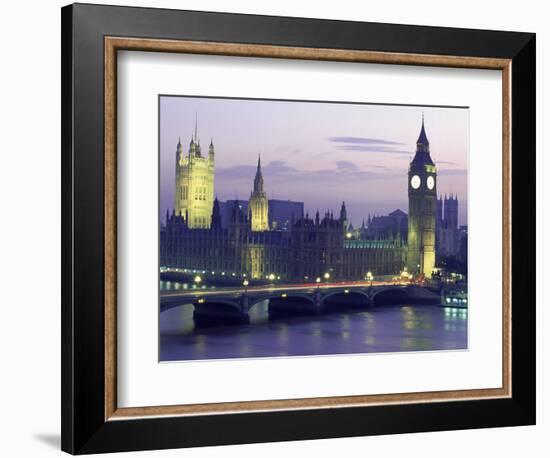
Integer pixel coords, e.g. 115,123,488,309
216,160,398,187
338,145,412,154
328,136,411,155
328,136,403,145
336,160,359,171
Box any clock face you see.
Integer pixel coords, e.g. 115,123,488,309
410,175,421,189
427,176,435,190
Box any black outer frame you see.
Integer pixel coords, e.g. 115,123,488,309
61,3,535,454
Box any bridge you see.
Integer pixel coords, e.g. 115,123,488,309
160,280,440,323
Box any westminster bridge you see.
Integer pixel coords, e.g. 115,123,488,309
160,280,440,323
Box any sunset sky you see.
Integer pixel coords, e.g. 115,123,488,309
160,96,468,226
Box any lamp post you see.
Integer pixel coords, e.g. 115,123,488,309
366,271,373,288
323,272,330,284
242,279,249,294
401,267,407,284
316,276,321,291
194,275,202,289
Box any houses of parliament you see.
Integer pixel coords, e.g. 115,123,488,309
161,118,460,281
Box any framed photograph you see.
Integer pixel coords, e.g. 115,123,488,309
61,3,536,454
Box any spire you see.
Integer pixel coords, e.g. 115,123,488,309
208,138,215,160
188,132,196,158
340,201,347,224
416,113,429,145
411,115,434,166
176,137,182,164
252,154,265,195
211,197,222,230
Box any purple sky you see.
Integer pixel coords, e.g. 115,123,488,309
160,96,468,226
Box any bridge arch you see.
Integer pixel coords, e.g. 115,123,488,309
160,294,202,313
247,294,279,309
371,287,410,306
193,298,247,323
253,292,319,316
320,290,370,310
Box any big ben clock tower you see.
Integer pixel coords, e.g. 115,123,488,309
407,116,437,278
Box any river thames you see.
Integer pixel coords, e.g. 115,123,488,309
160,299,468,362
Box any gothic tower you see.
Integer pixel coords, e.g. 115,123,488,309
339,201,348,231
407,116,437,277
210,197,222,231
174,117,215,228
443,193,458,231
436,194,460,258
248,155,269,231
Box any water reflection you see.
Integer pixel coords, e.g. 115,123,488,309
364,335,376,346
402,306,433,331
400,337,433,351
160,302,468,361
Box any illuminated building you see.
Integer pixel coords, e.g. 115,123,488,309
161,202,405,281
174,118,215,228
407,117,437,277
248,156,269,231
161,117,442,281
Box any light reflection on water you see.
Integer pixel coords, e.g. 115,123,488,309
160,301,467,362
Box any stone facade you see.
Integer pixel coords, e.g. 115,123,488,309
248,156,269,231
161,203,406,282
407,118,437,277
162,117,438,282
436,194,460,258
174,123,215,229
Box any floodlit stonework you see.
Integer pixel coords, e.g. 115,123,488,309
174,119,215,229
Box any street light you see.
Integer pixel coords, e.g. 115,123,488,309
242,278,249,294
268,273,275,282
193,275,202,290
316,276,321,291
324,272,330,282
366,271,373,288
